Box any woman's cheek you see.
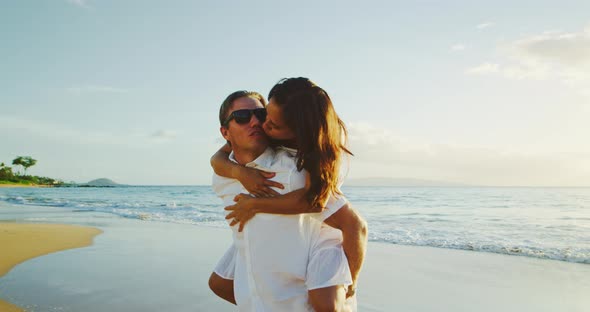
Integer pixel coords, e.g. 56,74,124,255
263,124,274,138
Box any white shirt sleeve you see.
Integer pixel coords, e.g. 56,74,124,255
283,151,349,221
306,245,352,290
321,155,350,220
306,225,353,290
213,243,237,280
319,193,348,221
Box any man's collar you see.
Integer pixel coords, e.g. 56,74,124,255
228,147,275,170
276,145,297,156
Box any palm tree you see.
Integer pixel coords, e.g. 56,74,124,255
12,156,37,176
12,157,23,176
0,162,14,180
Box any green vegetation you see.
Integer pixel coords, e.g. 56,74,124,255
12,156,37,176
0,156,63,186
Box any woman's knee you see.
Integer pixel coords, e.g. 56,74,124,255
208,272,228,293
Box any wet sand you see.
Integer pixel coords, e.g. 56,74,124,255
1,203,589,311
0,222,102,311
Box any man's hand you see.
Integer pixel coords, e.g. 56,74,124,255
346,284,356,298
225,193,257,232
235,167,283,198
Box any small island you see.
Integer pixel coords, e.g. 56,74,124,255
80,178,122,187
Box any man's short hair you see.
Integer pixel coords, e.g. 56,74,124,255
219,91,266,127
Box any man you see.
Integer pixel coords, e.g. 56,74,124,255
208,90,367,311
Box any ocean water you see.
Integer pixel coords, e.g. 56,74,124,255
0,186,588,264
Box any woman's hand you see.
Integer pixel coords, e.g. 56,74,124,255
225,193,258,232
235,166,284,197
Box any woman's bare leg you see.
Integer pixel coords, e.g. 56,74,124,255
208,272,236,305
308,285,349,312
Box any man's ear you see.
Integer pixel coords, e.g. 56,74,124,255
220,126,230,142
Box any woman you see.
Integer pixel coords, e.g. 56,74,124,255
210,78,367,309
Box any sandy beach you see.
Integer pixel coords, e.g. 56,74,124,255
0,185,35,188
0,184,52,188
0,299,22,312
0,202,589,311
0,222,102,311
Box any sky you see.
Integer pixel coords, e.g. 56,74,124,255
1,0,589,186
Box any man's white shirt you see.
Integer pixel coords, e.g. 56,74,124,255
212,147,353,311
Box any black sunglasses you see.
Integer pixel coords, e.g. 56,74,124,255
223,108,267,126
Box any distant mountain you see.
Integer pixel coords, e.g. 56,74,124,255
85,178,121,187
345,177,470,187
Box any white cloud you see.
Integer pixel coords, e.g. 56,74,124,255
346,122,590,186
466,62,549,80
466,25,590,93
450,44,466,52
465,62,499,74
510,30,590,66
151,130,178,142
477,22,495,29
66,0,90,8
0,115,146,146
66,85,127,95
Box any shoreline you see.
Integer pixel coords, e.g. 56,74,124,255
0,184,54,188
0,222,102,311
1,203,589,311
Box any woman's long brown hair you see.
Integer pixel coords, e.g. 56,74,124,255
268,77,352,210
